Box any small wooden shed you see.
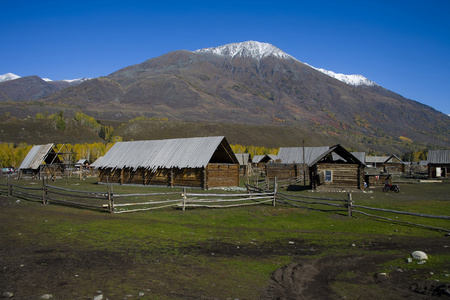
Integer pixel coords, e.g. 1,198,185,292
18,143,63,179
273,145,365,190
365,155,405,173
96,136,239,189
427,150,450,178
383,155,406,173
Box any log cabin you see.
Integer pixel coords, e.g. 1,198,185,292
96,136,239,189
272,145,365,190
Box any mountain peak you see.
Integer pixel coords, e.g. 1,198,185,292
194,41,376,87
194,41,295,61
0,73,21,83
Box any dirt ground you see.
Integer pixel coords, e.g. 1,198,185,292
1,196,449,299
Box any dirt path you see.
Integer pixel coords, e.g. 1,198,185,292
262,253,450,299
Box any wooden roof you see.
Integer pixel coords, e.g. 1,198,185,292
234,153,251,165
253,154,277,163
19,144,54,170
277,145,363,167
97,136,238,171
428,150,450,164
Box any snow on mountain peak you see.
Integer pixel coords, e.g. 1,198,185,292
0,73,20,82
194,41,295,61
312,67,378,87
0,73,91,85
194,41,377,87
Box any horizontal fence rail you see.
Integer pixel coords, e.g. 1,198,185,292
180,190,275,210
45,184,110,212
0,175,448,232
246,181,449,232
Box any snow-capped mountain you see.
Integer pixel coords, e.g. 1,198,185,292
194,41,377,87
46,77,91,84
194,41,296,61
0,74,92,102
0,73,21,82
0,73,90,84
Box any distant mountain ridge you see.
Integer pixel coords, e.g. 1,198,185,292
0,41,448,152
0,74,90,102
0,41,377,89
0,73,90,84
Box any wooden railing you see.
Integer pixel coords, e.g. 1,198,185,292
1,176,448,232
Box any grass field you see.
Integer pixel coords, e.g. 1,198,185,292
0,176,449,299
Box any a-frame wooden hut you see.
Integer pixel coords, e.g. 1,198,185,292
96,136,239,189
18,143,62,179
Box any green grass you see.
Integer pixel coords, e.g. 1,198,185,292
0,176,449,299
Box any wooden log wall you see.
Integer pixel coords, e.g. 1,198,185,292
205,163,239,188
265,163,306,181
316,163,363,189
383,163,405,173
172,168,203,188
98,168,121,183
428,164,449,178
98,165,238,189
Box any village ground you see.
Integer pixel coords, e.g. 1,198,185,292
0,179,449,299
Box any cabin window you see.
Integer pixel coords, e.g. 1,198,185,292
325,170,333,182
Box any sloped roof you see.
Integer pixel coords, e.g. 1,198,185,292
277,146,330,165
76,159,89,165
90,156,104,169
235,153,251,165
97,136,237,171
277,145,363,167
19,144,54,170
384,154,405,164
419,160,428,166
253,154,277,163
351,152,366,164
365,156,389,164
428,150,450,164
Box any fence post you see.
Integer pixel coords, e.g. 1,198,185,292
182,188,187,211
273,176,277,206
42,177,47,205
108,183,114,214
7,175,12,196
347,193,353,217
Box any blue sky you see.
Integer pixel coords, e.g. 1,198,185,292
1,0,449,114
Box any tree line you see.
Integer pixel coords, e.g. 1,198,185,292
0,142,279,169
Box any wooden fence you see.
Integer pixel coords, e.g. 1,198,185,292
246,176,302,191
1,176,449,232
0,177,275,214
248,181,450,233
179,188,275,211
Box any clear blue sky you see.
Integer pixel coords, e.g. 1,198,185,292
2,0,449,115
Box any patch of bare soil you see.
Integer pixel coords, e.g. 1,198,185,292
262,250,450,300
1,196,449,299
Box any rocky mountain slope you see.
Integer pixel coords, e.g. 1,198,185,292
1,41,448,151
0,75,89,102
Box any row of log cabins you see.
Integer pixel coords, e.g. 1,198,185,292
16,137,450,191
